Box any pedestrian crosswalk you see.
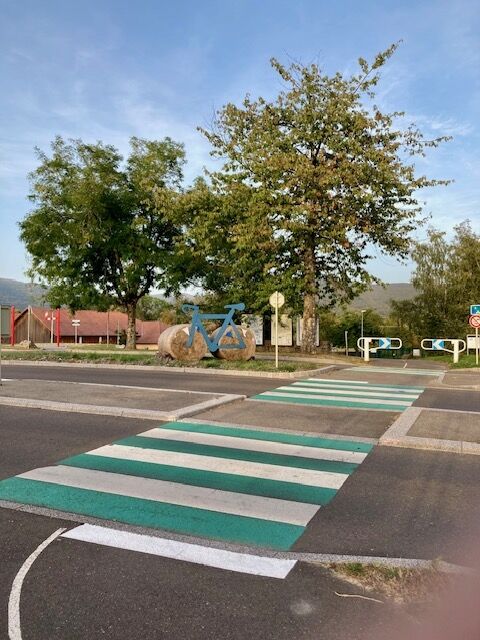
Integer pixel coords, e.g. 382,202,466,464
0,421,372,550
251,378,424,412
346,366,443,377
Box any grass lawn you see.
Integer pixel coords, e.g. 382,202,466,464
422,353,480,369
0,349,316,372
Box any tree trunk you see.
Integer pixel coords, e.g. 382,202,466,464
302,293,317,353
302,244,317,353
126,303,137,350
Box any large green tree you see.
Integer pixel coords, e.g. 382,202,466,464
198,44,450,352
392,221,480,338
20,136,185,348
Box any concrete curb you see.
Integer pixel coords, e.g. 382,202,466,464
0,393,245,422
0,500,471,574
1,359,334,380
380,406,480,456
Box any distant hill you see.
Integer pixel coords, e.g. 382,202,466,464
0,278,47,308
348,283,416,316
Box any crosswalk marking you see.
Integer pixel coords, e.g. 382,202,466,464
293,379,424,393
0,421,373,550
63,524,297,579
18,465,318,526
252,378,424,412
278,385,419,401
346,366,443,377
136,427,368,464
83,444,350,489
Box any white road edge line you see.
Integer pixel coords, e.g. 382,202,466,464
8,527,66,640
62,524,297,579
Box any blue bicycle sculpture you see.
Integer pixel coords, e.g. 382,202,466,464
182,303,246,351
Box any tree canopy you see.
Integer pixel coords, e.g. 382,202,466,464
392,221,480,340
20,136,186,347
194,44,451,351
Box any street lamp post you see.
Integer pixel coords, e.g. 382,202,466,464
361,309,366,340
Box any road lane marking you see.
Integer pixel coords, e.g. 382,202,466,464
62,524,297,578
8,527,66,640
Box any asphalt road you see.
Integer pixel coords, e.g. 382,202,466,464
0,406,152,480
1,363,479,639
2,363,281,396
0,509,407,640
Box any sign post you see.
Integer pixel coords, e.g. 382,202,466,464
72,319,80,345
0,305,12,386
269,291,285,369
357,337,402,362
468,313,480,366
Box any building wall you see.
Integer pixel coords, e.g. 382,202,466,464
15,314,51,343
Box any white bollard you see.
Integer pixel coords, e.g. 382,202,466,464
363,338,372,362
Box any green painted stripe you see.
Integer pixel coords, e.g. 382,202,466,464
113,436,358,475
0,477,302,550
60,453,338,505
251,395,408,412
164,422,373,453
272,387,418,402
298,379,424,391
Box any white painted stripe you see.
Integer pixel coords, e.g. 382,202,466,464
286,384,420,400
18,466,319,525
297,381,422,394
8,528,66,640
136,428,367,464
62,524,297,578
259,391,413,407
307,378,369,385
86,444,349,490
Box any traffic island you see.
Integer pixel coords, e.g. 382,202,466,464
0,378,244,421
380,406,480,454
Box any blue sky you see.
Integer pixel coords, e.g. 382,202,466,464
1,0,479,284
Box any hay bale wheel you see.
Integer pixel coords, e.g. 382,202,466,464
210,325,256,360
157,324,207,361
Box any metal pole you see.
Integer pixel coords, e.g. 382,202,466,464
75,325,78,345
361,310,365,339
50,313,54,344
0,306,3,386
345,330,348,357
476,327,479,366
107,311,110,345
275,295,279,369
56,308,60,347
27,306,31,344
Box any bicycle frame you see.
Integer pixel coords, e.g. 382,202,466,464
182,303,246,351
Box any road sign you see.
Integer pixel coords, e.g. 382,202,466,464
469,315,480,329
431,339,445,350
470,305,480,315
269,292,285,308
72,320,81,326
378,337,391,350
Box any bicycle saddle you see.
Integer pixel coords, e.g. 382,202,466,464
224,303,245,311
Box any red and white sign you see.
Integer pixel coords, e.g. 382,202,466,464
469,314,480,329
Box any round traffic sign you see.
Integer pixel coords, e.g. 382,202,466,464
269,291,285,308
469,314,480,329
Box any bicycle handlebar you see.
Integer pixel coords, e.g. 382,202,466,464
181,303,199,313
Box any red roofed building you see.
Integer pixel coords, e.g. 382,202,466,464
14,307,168,349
